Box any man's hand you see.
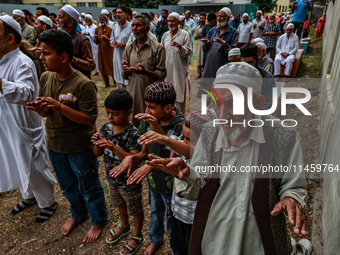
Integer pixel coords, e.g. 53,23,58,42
101,35,110,42
134,113,158,125
110,41,117,48
281,52,289,58
213,37,226,45
271,197,308,235
126,164,152,185
91,133,113,150
37,97,63,111
110,155,134,178
146,154,189,179
130,64,146,75
200,38,209,44
26,100,49,116
114,42,125,48
160,18,166,26
138,131,168,145
253,23,257,29
122,60,132,75
171,41,182,50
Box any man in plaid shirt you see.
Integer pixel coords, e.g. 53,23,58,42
263,14,281,60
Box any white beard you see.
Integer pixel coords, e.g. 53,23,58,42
217,20,227,28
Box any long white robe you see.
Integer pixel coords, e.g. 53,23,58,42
161,29,192,103
274,33,299,76
0,48,56,208
85,24,99,73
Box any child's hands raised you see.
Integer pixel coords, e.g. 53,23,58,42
134,113,158,125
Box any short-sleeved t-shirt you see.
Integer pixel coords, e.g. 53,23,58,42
40,71,97,153
292,0,312,23
101,122,142,191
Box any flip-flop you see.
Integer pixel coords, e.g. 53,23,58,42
106,222,130,244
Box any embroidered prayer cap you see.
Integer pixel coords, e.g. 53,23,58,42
256,42,267,51
0,15,21,35
252,37,264,44
228,47,241,57
144,81,176,104
85,14,93,20
37,15,53,28
12,9,25,18
287,23,294,29
219,7,231,17
168,12,180,20
61,4,80,21
213,62,262,96
240,43,258,58
185,110,216,133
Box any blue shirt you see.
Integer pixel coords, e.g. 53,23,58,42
292,0,312,23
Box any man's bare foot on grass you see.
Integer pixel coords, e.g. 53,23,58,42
61,218,79,236
144,241,164,255
83,224,105,243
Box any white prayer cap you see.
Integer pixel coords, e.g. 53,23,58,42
219,7,231,17
168,12,180,20
101,9,109,15
257,10,263,15
242,13,249,18
228,48,241,57
252,37,264,44
256,42,267,51
214,62,262,96
85,14,93,20
287,23,294,29
37,15,53,28
179,15,185,21
61,4,80,21
81,12,86,16
0,15,21,35
12,9,25,18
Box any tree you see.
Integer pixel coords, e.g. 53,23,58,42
251,0,277,13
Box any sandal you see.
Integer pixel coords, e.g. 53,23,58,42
119,235,144,255
11,198,37,215
106,222,130,244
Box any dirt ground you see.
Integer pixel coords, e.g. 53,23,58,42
0,31,323,255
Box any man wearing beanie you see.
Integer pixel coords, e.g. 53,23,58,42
0,15,57,223
12,9,36,45
147,62,308,255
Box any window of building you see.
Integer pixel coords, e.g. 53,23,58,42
77,2,86,7
89,2,97,7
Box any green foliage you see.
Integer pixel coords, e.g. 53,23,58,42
251,0,277,13
105,0,180,8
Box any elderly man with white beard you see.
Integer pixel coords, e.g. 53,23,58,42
147,62,308,255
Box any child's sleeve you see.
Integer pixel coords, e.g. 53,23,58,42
127,128,142,152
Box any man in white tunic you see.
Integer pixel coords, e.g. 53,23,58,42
0,15,57,222
110,7,132,89
84,14,99,75
161,12,192,114
147,62,308,255
237,13,253,47
274,23,299,78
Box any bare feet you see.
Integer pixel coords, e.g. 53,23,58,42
144,241,164,255
61,218,79,236
83,224,105,243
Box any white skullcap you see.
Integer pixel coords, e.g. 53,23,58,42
132,11,138,16
37,15,53,28
81,12,86,16
256,42,267,51
179,15,185,21
257,10,263,15
101,9,109,15
287,23,294,29
12,9,24,18
228,48,241,57
214,62,262,96
252,37,264,44
0,15,21,35
219,7,231,17
61,4,80,21
242,13,249,18
168,12,180,20
85,14,93,21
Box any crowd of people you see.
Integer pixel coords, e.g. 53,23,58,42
0,2,325,255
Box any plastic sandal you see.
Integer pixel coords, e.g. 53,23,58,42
105,222,130,244
119,235,144,255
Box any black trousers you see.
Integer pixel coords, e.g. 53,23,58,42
171,217,193,255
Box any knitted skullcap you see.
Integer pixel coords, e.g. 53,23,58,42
144,81,176,103
185,110,216,133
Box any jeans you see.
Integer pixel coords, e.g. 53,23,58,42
148,188,173,245
49,150,107,225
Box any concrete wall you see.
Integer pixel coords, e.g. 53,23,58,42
320,0,340,254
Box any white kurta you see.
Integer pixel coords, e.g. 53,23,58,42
274,33,300,76
161,29,192,103
110,21,132,85
0,48,56,208
85,24,99,73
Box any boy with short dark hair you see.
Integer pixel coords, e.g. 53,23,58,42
91,89,144,255
110,81,185,255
